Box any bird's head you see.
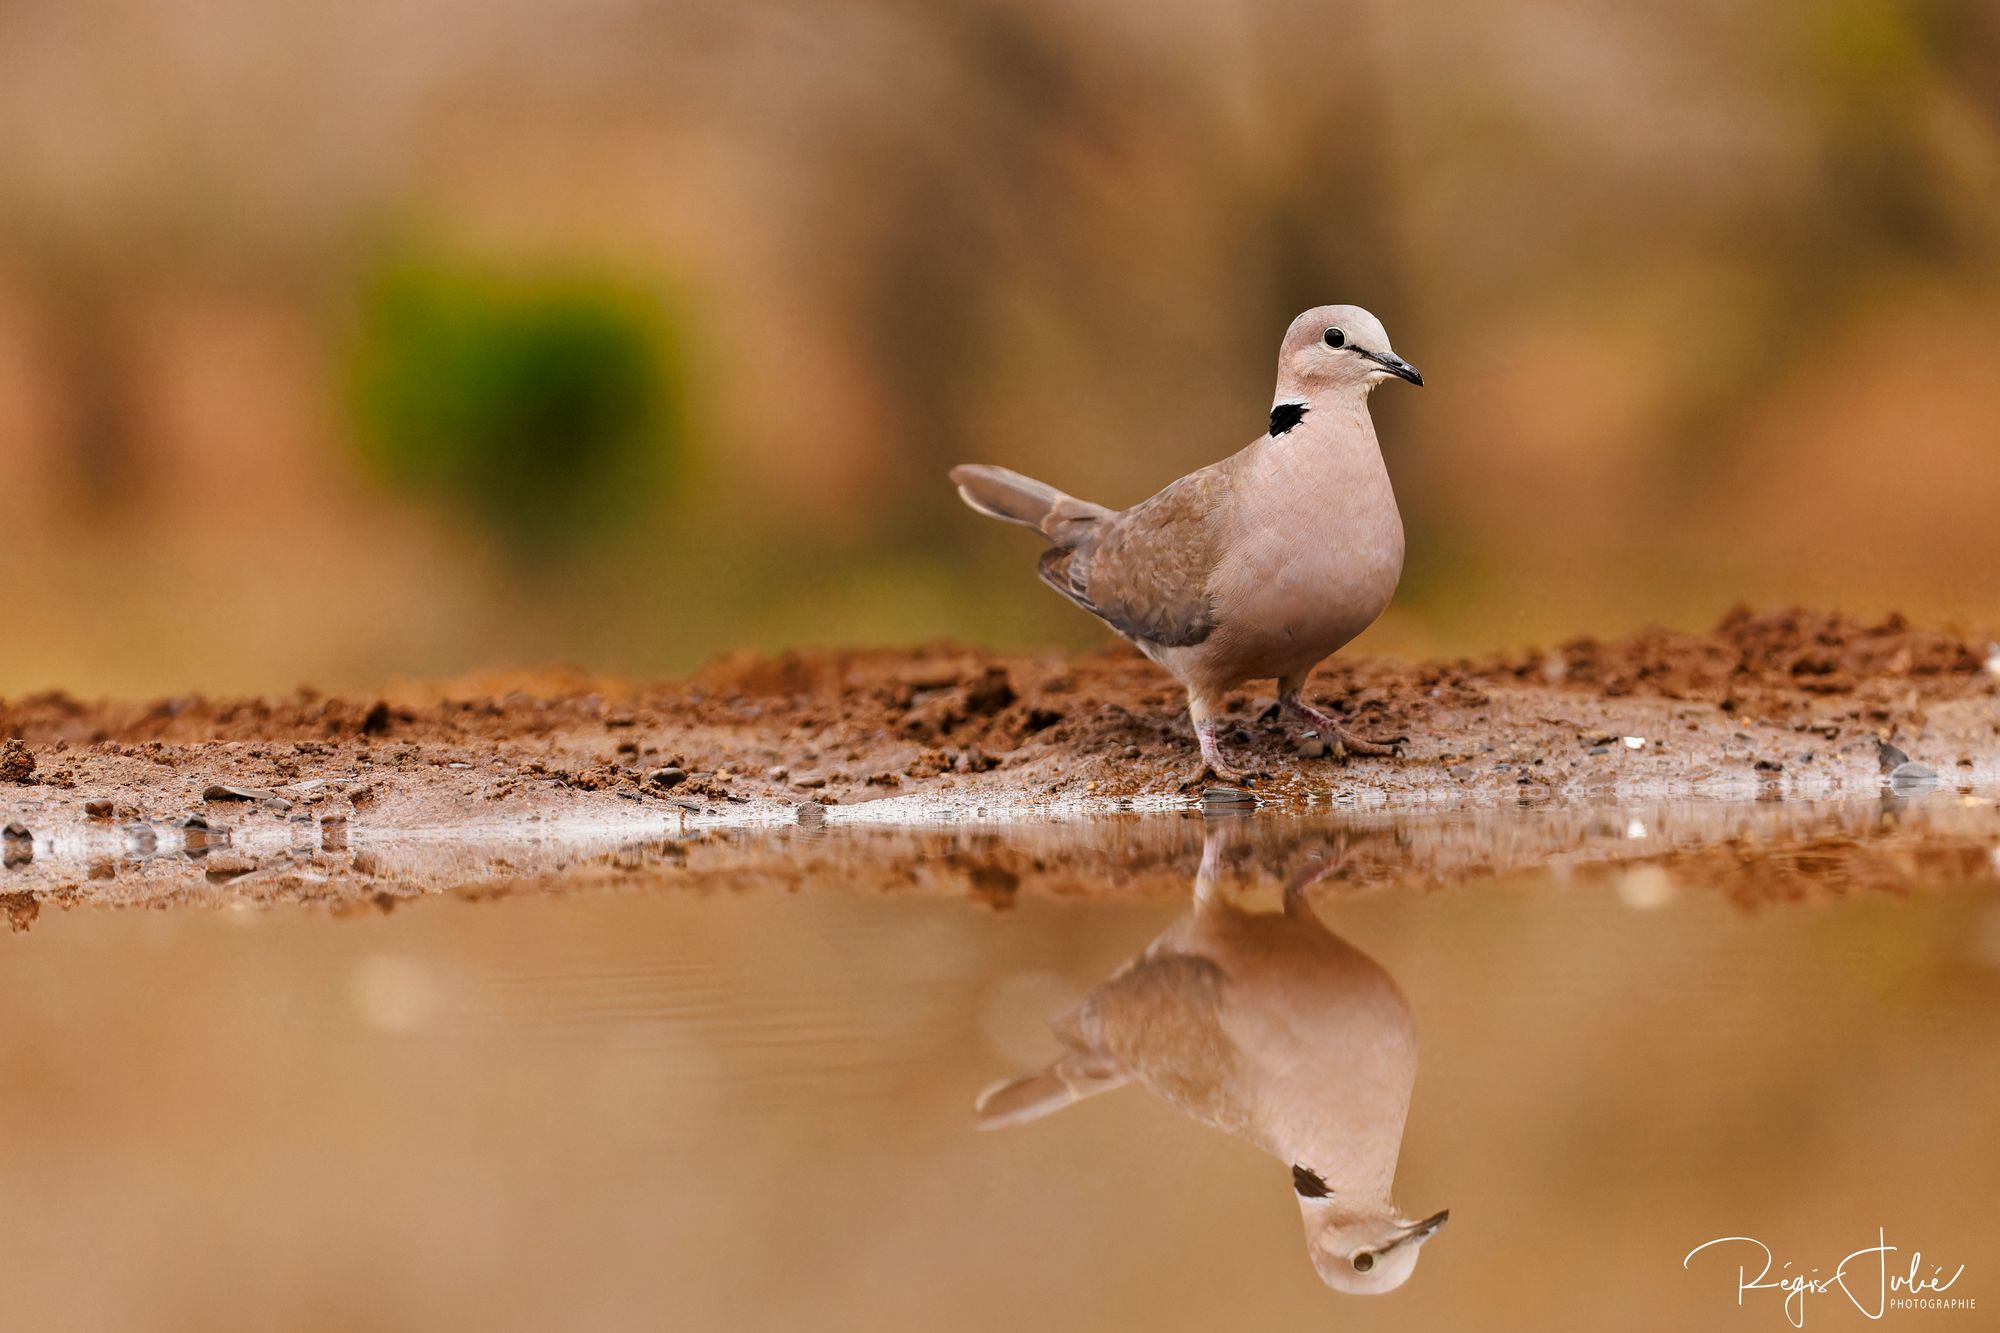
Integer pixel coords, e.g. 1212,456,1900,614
1298,1195,1449,1295
1276,304,1423,400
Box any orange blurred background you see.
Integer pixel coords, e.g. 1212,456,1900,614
4,0,1999,696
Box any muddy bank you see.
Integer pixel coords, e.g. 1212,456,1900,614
0,606,1997,917
0,607,1995,846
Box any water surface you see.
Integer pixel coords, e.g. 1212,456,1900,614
3,793,1996,1331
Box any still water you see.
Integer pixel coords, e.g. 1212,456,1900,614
3,795,1998,1332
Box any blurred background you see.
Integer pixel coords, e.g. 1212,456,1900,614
4,0,2000,697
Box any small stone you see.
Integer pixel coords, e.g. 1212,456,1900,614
647,766,689,791
1874,737,1912,773
203,783,289,810
84,798,115,819
0,739,34,784
1,822,30,869
794,801,826,827
1120,745,1142,760
1887,760,1939,790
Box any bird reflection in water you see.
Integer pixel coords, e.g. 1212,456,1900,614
976,822,1448,1294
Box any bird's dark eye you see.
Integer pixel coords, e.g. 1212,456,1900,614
1323,327,1346,349
1353,1253,1375,1273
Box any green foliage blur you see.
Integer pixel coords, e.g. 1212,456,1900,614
347,255,687,558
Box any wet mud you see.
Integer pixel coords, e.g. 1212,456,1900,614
4,606,1995,824
1,607,1997,918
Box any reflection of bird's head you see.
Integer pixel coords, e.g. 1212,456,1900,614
1297,1189,1449,1296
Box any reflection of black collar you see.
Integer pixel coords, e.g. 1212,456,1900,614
1292,1164,1332,1198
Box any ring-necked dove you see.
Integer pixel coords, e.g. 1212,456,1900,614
974,826,1448,1294
951,305,1420,780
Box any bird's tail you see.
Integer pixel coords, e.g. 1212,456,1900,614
973,1062,1127,1130
949,464,1113,546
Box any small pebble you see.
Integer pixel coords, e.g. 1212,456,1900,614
84,798,115,819
0,739,33,784
647,767,689,791
202,783,290,811
1887,760,1939,790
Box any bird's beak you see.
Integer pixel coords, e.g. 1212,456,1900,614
1361,350,1424,386
1398,1209,1450,1248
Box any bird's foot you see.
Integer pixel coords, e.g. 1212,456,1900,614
1194,720,1261,787
1282,697,1407,762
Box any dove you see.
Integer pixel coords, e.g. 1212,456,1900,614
950,305,1420,781
974,827,1448,1295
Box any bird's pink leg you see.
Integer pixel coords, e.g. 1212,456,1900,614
1189,695,1257,784
1277,674,1405,761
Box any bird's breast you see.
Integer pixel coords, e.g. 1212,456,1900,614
1208,430,1404,680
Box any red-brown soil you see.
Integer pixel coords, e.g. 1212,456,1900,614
2,607,1996,833
1,607,1997,918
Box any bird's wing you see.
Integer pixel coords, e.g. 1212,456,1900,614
1061,949,1258,1141
1037,465,1235,649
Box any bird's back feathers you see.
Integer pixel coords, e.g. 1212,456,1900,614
1051,469,1231,648
953,461,1233,651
